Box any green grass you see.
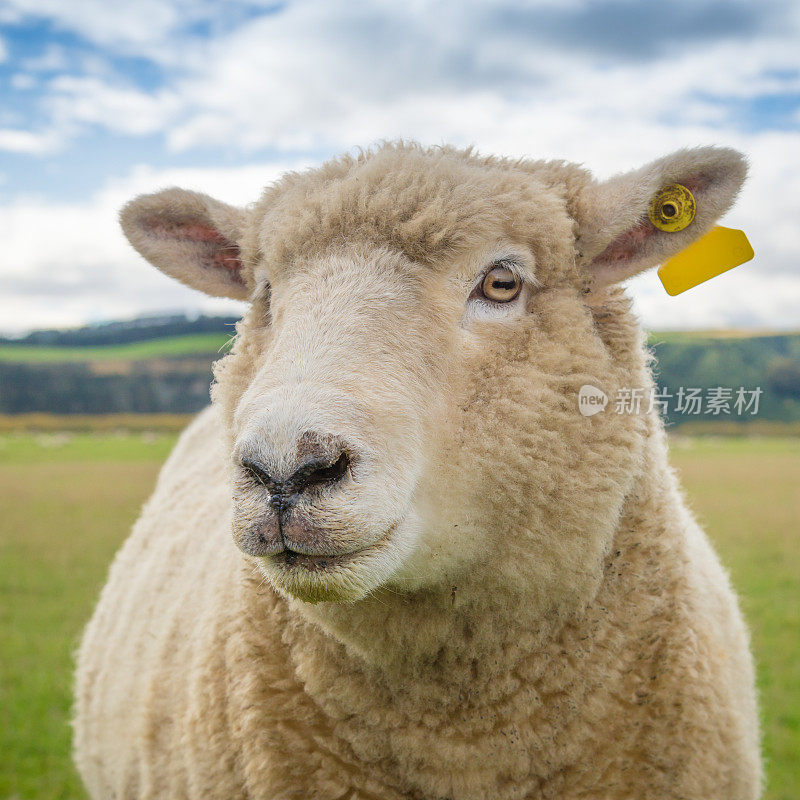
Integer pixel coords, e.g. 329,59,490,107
670,438,800,799
0,332,233,362
669,435,800,456
0,437,176,799
0,431,178,464
0,434,798,799
2,328,794,364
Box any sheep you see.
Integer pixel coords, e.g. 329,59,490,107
73,142,761,800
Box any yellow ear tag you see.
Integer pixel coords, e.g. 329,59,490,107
648,183,696,232
657,226,754,296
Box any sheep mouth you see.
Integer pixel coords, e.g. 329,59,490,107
259,520,407,603
269,546,368,573
266,521,400,575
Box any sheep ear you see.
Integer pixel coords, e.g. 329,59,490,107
576,146,747,292
120,188,250,300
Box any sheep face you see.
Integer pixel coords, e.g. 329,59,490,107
221,241,640,609
120,143,746,608
224,245,446,603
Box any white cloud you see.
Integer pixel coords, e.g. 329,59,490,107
0,127,63,154
3,0,183,53
1,0,799,330
630,269,800,332
0,0,281,62
48,76,178,136
11,1,800,156
10,73,36,90
0,133,798,334
0,160,309,333
152,10,800,156
21,43,69,72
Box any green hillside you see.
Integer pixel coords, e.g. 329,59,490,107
0,320,798,423
648,332,800,425
0,332,232,363
1,328,797,361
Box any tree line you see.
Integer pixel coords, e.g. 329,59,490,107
0,317,798,424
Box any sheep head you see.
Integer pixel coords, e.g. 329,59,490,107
120,143,746,613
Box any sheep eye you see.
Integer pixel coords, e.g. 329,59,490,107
480,265,522,303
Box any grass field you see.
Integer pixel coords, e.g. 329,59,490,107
1,433,798,798
0,332,233,363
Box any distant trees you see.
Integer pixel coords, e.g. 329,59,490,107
768,359,800,398
649,335,800,424
0,314,239,348
0,318,799,421
0,361,215,414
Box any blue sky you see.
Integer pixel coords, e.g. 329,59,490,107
1,0,799,332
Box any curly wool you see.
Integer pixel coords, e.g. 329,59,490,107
74,142,761,800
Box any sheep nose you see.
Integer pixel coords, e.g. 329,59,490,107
240,449,351,500
235,440,353,559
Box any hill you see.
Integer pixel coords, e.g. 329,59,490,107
0,316,798,425
0,313,239,348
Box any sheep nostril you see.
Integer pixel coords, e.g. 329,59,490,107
240,457,276,490
239,450,351,497
289,451,350,493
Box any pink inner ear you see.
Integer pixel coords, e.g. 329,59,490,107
209,244,244,282
592,218,653,267
150,219,244,284
591,171,711,272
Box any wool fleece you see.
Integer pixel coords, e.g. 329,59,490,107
74,143,761,800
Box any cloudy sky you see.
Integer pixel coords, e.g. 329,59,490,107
0,0,799,334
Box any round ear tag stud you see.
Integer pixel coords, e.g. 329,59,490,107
648,183,696,232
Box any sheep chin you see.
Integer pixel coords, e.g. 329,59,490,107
256,521,411,605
